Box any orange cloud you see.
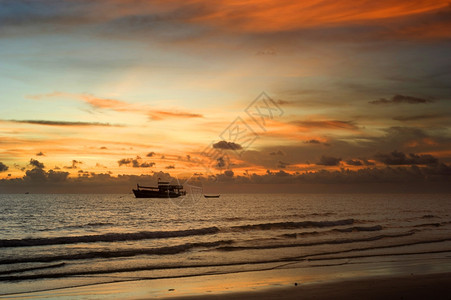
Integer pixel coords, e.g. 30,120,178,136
28,92,203,121
190,0,449,33
149,110,203,120
292,120,359,131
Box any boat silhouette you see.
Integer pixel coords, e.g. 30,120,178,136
133,180,186,198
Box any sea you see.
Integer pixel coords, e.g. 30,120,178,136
1,193,451,297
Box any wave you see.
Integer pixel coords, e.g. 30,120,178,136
282,225,383,238
0,263,66,275
218,231,416,251
232,219,355,231
0,226,220,248
0,240,233,265
3,240,451,283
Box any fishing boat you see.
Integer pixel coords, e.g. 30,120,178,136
133,180,186,198
204,195,220,198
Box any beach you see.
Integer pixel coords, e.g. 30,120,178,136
1,193,451,298
5,250,451,299
6,267,451,299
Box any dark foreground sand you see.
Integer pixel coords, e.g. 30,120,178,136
9,271,451,299
166,272,451,300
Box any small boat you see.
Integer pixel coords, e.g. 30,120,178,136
133,180,186,198
204,195,220,198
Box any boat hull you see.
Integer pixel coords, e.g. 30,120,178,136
133,189,183,198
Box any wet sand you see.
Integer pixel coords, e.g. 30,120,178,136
167,272,451,300
7,265,451,299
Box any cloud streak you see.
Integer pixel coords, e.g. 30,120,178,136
375,151,438,165
292,120,358,130
28,92,203,121
369,94,434,105
6,120,118,127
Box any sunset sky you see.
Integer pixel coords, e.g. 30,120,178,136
0,0,450,192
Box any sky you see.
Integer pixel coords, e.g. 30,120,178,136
0,0,450,193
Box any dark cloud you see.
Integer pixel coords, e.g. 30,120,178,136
224,170,234,177
213,141,243,150
345,159,363,166
140,162,155,168
277,161,289,169
0,162,8,172
36,151,45,156
362,159,375,166
393,114,443,121
118,157,154,168
165,165,175,169
317,155,342,166
118,158,133,166
29,159,45,169
64,160,83,169
292,120,358,130
100,146,108,150
375,151,438,165
7,119,118,126
304,139,321,144
216,157,226,168
146,152,155,157
369,94,434,105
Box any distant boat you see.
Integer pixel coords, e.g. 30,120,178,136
204,195,220,198
133,180,186,198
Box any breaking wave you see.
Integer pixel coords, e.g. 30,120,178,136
232,219,355,231
0,240,233,265
0,227,220,248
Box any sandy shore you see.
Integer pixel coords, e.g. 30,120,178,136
166,272,451,300
6,265,451,299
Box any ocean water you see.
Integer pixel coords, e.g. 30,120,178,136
1,193,451,296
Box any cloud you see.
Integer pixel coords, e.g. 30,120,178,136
224,170,234,177
375,151,438,165
7,119,117,127
277,161,289,169
369,94,434,105
78,94,203,120
148,110,203,120
304,139,321,144
2,0,450,42
317,155,342,166
165,165,175,169
345,159,363,166
64,160,83,169
29,159,45,169
140,162,156,168
216,157,226,168
393,114,443,121
292,120,358,130
269,150,284,156
28,92,203,121
146,152,155,157
0,162,8,172
36,151,45,156
118,157,155,168
212,141,243,150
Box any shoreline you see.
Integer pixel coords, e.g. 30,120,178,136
166,272,451,300
4,254,451,299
